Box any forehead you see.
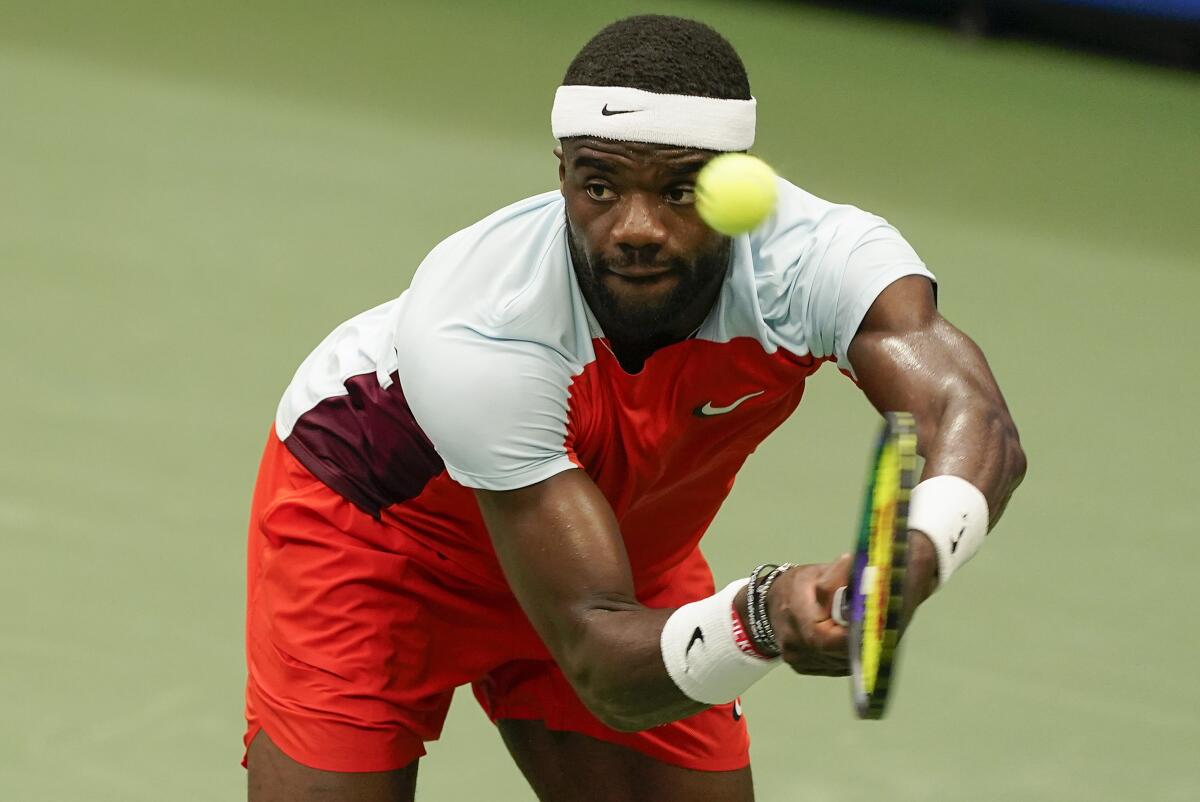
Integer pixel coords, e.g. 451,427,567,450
564,138,717,172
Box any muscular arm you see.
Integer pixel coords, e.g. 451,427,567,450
474,276,1024,721
847,275,1027,609
475,471,705,731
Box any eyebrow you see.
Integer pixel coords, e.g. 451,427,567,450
572,156,708,177
664,160,707,177
573,156,617,174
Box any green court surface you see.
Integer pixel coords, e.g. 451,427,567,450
2,2,1197,799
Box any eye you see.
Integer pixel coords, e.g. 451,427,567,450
665,185,696,205
585,182,616,202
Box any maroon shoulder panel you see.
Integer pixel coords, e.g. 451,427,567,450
283,372,445,518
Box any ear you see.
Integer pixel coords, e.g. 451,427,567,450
554,144,566,189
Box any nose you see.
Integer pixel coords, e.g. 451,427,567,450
610,191,668,256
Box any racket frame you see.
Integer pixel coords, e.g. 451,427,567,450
847,411,918,719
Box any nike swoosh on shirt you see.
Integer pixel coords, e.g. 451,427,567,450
601,104,641,116
693,390,765,417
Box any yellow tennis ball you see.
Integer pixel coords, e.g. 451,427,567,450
695,153,777,235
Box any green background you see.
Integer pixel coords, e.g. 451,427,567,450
2,1,1197,799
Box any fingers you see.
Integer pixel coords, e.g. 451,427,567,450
770,559,855,676
815,553,852,615
793,565,849,659
801,666,851,678
797,597,848,654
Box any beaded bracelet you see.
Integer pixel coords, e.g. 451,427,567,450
745,563,777,655
751,563,794,656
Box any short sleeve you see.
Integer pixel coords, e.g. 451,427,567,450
790,220,934,376
395,326,580,491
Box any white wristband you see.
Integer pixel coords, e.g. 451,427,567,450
660,579,780,705
907,475,990,585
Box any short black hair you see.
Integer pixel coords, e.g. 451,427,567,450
563,15,750,101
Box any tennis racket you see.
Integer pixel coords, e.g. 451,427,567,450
832,411,918,719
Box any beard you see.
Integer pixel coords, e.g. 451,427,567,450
566,217,730,344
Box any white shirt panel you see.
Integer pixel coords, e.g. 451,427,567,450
752,178,934,374
275,298,401,441
396,329,580,491
394,191,590,491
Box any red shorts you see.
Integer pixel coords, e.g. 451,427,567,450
244,431,749,773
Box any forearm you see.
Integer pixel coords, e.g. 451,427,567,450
479,469,799,731
906,387,1025,609
918,385,1027,526
849,307,1026,609
477,472,711,732
559,602,706,731
556,578,803,729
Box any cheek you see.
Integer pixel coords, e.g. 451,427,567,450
674,221,723,260
567,204,611,256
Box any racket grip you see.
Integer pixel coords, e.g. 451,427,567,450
831,585,849,627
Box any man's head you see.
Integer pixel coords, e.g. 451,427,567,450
561,14,750,99
553,15,752,347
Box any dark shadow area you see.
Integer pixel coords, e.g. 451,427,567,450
795,1,1200,70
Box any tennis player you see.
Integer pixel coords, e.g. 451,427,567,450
244,15,1025,802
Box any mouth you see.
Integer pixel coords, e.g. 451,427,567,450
604,264,675,281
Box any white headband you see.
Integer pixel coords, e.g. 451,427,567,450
551,85,756,151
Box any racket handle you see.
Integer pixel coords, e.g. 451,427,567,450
832,585,849,627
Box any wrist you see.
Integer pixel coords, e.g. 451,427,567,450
901,531,939,630
906,531,940,604
660,579,780,704
731,586,774,660
907,474,990,584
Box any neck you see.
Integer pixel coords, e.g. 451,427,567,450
584,273,724,373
